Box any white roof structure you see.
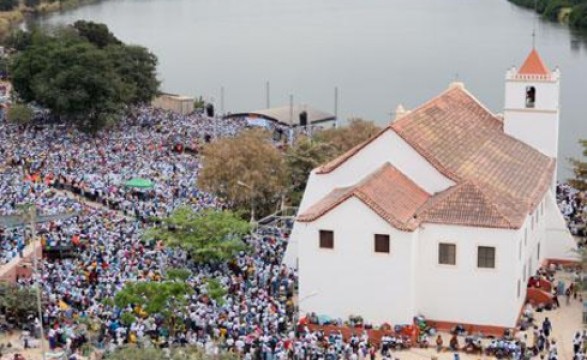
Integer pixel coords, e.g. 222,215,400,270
226,105,335,127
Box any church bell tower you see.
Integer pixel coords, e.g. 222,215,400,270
503,49,561,162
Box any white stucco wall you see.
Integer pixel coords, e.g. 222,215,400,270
416,224,520,327
297,197,417,325
283,128,454,268
504,78,559,111
503,110,559,159
298,129,454,213
503,77,560,160
513,197,546,315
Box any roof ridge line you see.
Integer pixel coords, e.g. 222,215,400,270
316,127,390,174
415,182,462,216
465,181,516,228
389,86,459,130
352,190,413,231
457,86,504,127
391,127,461,182
296,190,355,222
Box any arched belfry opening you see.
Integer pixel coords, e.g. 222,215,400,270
525,86,536,108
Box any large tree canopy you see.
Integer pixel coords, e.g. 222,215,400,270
282,119,380,206
198,129,288,216
9,23,159,132
0,282,37,326
146,207,250,263
73,20,122,48
314,118,381,156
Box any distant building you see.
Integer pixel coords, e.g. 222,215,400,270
225,105,336,128
152,93,194,115
283,49,576,331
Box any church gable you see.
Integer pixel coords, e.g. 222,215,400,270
298,163,430,231
389,85,554,225
304,84,554,230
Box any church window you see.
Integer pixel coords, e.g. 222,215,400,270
477,246,496,269
438,243,456,265
517,280,521,298
319,230,334,249
523,264,527,282
374,234,390,253
526,86,536,108
519,241,522,260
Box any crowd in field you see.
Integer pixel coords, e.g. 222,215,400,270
0,108,301,359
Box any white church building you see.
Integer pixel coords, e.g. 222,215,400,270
283,49,578,330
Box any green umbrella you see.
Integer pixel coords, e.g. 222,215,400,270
125,178,154,189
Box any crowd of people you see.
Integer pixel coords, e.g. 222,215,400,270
0,107,585,360
0,107,311,359
557,183,587,242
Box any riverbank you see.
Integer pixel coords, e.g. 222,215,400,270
508,0,587,31
0,0,101,40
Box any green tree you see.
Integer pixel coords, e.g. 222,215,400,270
9,25,159,132
146,207,250,263
198,129,288,218
205,278,227,305
570,3,587,28
166,268,192,282
0,282,37,326
10,35,126,131
73,20,122,48
286,136,337,205
106,44,160,104
113,281,193,335
6,103,33,125
569,139,587,191
5,29,33,52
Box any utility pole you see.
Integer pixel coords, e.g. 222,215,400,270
289,94,294,125
334,86,339,128
220,86,225,115
266,81,270,109
27,206,46,360
210,96,218,139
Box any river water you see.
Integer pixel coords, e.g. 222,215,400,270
34,0,587,178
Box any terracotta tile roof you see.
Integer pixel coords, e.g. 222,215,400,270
305,85,555,230
518,49,550,76
298,163,429,231
390,86,554,228
416,182,516,229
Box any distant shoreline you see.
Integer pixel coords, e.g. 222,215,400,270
507,0,587,32
0,0,102,40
